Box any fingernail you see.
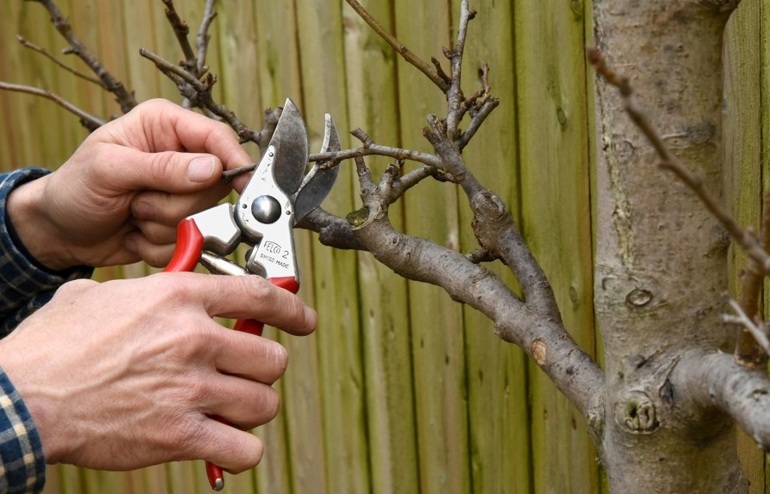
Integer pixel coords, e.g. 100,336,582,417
304,306,318,331
187,156,216,183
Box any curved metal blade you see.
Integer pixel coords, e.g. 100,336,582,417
270,98,309,197
293,113,341,223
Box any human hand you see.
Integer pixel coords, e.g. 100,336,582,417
0,272,316,472
7,99,252,270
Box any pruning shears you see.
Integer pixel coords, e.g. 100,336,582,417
163,98,339,490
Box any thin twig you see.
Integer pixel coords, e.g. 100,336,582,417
140,48,267,146
196,0,218,75
0,81,105,130
28,0,136,113
162,0,198,74
446,0,475,138
344,0,449,92
723,299,770,354
16,35,101,85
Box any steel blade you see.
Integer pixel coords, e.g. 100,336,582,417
293,113,341,223
269,98,309,197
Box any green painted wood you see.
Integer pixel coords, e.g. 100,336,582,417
724,2,769,491
514,0,599,493
457,2,532,493
341,1,419,493
392,1,470,493
250,4,326,494
295,2,371,493
759,0,770,491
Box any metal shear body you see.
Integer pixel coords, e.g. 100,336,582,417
163,98,339,490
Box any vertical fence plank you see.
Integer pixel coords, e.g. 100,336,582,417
514,0,599,493
392,1,471,493
248,4,310,493
724,2,765,493
458,2,533,493
341,1,420,493
758,0,770,491
294,2,370,493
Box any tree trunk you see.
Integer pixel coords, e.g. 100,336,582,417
593,1,747,491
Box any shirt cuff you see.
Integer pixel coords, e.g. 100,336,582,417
0,168,93,335
0,367,45,493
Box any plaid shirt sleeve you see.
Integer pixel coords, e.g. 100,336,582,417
0,371,44,494
0,167,94,493
0,167,93,336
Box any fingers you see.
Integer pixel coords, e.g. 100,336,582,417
136,99,251,169
121,99,253,171
87,99,253,195
122,233,175,267
171,273,317,336
193,419,265,474
201,375,282,429
214,330,289,383
130,185,230,225
93,148,226,195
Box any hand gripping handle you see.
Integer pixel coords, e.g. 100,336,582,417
165,220,299,491
204,277,300,489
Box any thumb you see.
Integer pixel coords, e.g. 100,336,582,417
105,148,224,193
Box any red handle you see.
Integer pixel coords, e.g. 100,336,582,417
165,220,226,490
198,277,302,489
233,277,300,337
165,220,299,491
164,218,204,273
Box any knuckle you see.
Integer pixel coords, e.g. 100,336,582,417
53,279,98,300
159,413,206,459
229,438,264,473
149,152,177,181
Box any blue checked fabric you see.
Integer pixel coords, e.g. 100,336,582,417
0,372,44,494
0,168,93,336
0,167,94,492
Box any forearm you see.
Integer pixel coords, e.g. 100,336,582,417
0,169,92,335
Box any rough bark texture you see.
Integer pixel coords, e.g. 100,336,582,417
593,1,746,491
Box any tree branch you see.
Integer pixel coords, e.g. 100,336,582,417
139,48,269,148
0,81,105,130
28,0,136,113
343,0,450,92
672,349,770,450
16,35,101,86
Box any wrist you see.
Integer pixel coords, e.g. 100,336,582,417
6,176,78,271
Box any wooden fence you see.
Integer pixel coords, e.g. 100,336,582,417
0,0,766,493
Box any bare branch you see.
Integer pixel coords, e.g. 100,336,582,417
723,299,770,354
344,0,450,92
161,0,198,74
672,350,770,450
195,0,218,75
27,0,136,113
310,139,442,170
0,81,105,130
139,48,268,147
735,188,770,366
16,35,101,86
445,0,476,138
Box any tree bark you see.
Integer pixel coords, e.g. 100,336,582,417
593,1,747,491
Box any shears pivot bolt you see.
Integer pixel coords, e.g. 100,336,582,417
252,195,281,224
